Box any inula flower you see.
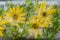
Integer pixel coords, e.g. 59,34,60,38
27,1,56,38
28,24,43,38
29,1,56,28
3,5,26,27
0,16,8,36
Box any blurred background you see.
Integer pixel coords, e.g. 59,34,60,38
0,0,59,10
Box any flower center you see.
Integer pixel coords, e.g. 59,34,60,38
33,24,38,29
13,14,18,20
42,12,47,17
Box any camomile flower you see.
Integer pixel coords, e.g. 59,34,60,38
35,1,56,28
0,27,4,37
28,1,56,28
3,5,26,27
28,24,43,39
26,1,56,39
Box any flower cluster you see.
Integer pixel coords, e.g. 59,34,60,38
0,0,59,40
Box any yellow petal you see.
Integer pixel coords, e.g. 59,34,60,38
20,13,26,16
0,31,3,37
34,34,37,39
35,15,40,19
19,7,23,13
47,9,56,14
0,20,8,25
30,19,36,24
0,16,2,20
40,1,46,11
51,9,57,13
48,4,54,9
16,7,21,13
26,21,30,24
0,27,4,30
44,23,48,28
6,13,12,17
3,12,9,16
19,18,26,21
9,7,15,13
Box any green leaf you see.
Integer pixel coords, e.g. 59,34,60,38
26,0,32,5
27,24,33,28
37,34,42,40
0,8,3,16
18,23,24,28
6,23,11,27
23,30,28,35
3,32,9,38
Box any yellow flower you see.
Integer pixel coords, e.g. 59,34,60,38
3,5,26,27
28,1,56,28
0,16,2,20
0,31,3,36
36,1,56,28
0,27,5,36
0,20,8,25
0,27,4,31
0,16,7,37
28,24,43,39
